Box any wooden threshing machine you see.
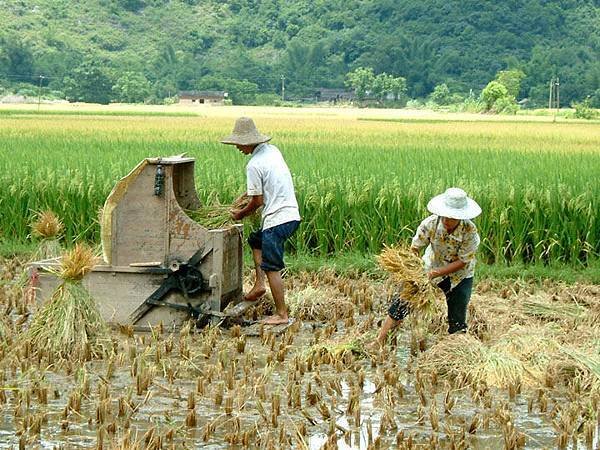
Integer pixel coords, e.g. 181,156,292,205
30,156,244,329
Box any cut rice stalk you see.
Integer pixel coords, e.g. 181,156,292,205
548,347,600,392
418,333,523,388
187,196,261,230
0,315,13,347
33,239,63,261
186,205,236,229
377,245,438,316
470,350,524,389
287,286,353,321
24,243,109,362
25,281,110,361
493,323,561,384
31,210,63,240
54,243,98,281
30,210,64,260
304,334,372,363
520,297,587,321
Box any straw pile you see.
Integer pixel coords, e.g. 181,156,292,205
377,245,438,316
31,210,63,260
287,286,354,321
418,333,524,388
23,243,110,362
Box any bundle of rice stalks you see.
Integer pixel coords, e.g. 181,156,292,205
287,286,354,321
546,346,600,392
418,334,523,388
31,210,64,260
23,244,109,362
520,296,587,322
304,334,373,364
377,245,438,316
186,205,237,229
494,324,561,384
32,210,63,240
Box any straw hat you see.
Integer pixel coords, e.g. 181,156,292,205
220,117,271,146
427,188,481,220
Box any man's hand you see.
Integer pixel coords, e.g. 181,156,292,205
231,194,263,222
231,209,244,221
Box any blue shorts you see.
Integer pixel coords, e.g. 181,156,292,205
248,221,300,272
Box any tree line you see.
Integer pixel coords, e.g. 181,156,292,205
0,0,599,108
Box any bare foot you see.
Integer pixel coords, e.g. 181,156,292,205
261,314,290,325
244,286,266,302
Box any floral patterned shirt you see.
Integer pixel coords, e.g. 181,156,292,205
411,215,480,289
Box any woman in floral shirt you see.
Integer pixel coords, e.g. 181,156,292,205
375,188,482,347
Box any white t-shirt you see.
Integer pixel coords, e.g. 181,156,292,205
246,143,301,230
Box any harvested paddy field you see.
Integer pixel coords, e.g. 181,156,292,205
1,258,598,449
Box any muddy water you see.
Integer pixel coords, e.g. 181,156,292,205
0,321,593,449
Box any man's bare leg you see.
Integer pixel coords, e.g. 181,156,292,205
375,316,401,347
261,270,289,325
245,248,267,301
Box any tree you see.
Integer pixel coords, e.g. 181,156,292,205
430,83,452,105
495,69,526,99
371,73,406,102
481,81,508,111
116,0,145,12
0,35,35,80
63,60,113,104
372,73,394,102
112,72,151,103
389,76,407,101
345,67,375,101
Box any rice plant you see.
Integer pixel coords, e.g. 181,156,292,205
0,110,598,265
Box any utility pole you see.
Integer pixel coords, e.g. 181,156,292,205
37,75,44,111
555,77,560,113
548,77,560,113
281,75,285,102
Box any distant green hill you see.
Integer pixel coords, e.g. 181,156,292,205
1,0,599,106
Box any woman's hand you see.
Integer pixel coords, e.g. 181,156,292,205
427,270,440,280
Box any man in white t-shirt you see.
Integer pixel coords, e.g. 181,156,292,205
221,117,301,325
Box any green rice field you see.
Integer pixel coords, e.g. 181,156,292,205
1,105,599,265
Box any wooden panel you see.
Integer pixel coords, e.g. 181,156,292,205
172,162,201,210
219,226,243,294
112,165,167,266
36,270,214,328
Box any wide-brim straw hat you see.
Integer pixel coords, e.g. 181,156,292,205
427,187,482,220
221,117,271,146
